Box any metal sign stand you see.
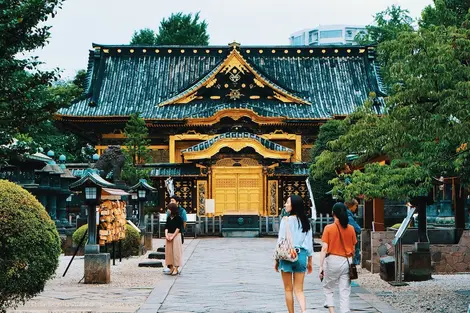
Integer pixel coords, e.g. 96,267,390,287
390,207,415,286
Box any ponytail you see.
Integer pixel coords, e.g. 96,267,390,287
332,202,349,228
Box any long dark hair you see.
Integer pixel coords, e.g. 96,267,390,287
167,203,179,216
332,202,349,228
289,195,311,233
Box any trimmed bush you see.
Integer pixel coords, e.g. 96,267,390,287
0,180,61,311
72,224,140,258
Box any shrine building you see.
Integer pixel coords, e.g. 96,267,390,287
56,42,384,222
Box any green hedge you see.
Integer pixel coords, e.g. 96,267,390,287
0,180,61,311
72,224,140,258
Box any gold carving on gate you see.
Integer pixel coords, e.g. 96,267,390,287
197,180,207,215
215,158,260,167
239,158,260,166
268,180,278,216
238,178,259,187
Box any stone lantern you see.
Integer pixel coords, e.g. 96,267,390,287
70,169,115,284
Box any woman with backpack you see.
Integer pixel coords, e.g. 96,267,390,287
274,194,313,313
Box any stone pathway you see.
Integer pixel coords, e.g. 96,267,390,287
138,238,399,313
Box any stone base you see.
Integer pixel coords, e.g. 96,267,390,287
144,232,153,251
149,252,165,260
380,256,395,282
222,229,259,238
404,250,432,281
138,261,163,268
84,253,111,284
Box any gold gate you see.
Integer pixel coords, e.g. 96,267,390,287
212,159,263,215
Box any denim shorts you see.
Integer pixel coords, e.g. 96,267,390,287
279,248,308,273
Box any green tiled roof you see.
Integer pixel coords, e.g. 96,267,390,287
144,163,201,177
181,132,293,153
69,169,115,190
58,44,384,120
274,162,309,176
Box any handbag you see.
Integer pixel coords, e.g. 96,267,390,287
335,224,358,280
273,217,298,262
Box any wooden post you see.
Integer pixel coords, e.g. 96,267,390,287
410,196,429,243
455,182,467,230
373,198,385,231
363,199,373,230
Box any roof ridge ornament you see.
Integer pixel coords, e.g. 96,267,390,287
228,41,241,49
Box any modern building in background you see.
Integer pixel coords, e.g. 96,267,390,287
289,24,366,46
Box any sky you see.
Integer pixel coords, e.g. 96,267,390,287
34,0,434,79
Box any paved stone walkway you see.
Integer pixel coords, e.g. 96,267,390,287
138,238,399,313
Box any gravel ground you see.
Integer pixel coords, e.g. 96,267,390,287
357,269,470,313
8,239,166,312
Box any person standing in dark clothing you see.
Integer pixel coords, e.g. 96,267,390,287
165,203,184,275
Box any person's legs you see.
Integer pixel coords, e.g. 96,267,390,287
172,233,183,274
338,260,351,313
323,256,343,312
293,272,306,312
281,271,294,313
165,236,174,273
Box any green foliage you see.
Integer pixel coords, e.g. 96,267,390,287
121,113,151,185
0,180,61,311
309,120,346,213
72,224,87,247
420,0,470,28
27,71,88,162
72,69,87,91
0,0,66,164
314,3,470,201
130,28,157,45
355,5,414,45
72,224,140,258
155,12,209,45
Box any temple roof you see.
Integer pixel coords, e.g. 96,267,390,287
181,132,293,154
57,43,385,121
273,162,310,176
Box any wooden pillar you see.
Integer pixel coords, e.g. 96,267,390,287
413,196,429,243
295,135,302,162
169,135,176,163
363,199,373,230
455,182,467,230
373,198,385,231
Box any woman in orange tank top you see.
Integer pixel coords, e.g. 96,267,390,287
319,203,357,313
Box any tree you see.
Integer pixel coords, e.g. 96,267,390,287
121,113,151,185
308,120,346,212
317,22,470,201
155,12,209,45
0,0,66,164
420,0,470,28
355,5,414,45
28,70,88,162
130,28,156,45
0,180,61,311
72,69,87,90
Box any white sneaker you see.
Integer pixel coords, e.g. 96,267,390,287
163,268,171,274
